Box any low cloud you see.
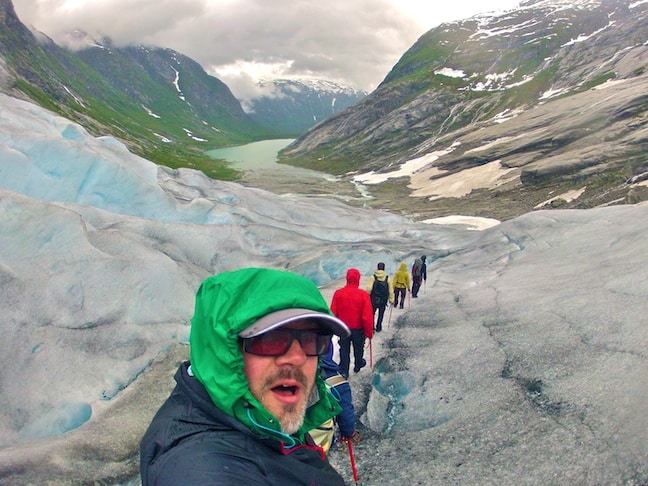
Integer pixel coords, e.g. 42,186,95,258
12,0,521,93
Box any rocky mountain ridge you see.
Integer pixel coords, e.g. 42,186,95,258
279,0,648,221
243,78,366,136
0,0,361,179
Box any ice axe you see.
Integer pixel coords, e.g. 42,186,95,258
344,437,360,483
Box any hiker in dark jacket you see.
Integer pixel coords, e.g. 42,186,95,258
420,255,427,290
140,268,350,486
411,255,427,298
365,262,394,332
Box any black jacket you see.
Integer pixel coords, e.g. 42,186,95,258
140,362,346,485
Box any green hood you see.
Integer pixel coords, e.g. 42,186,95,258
189,268,342,446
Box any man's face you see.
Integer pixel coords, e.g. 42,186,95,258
242,321,320,434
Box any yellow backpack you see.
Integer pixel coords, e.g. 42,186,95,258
310,417,336,453
310,374,348,453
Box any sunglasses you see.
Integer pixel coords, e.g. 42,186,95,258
242,328,332,357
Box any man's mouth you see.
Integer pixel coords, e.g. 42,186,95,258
263,368,309,406
272,383,299,396
270,381,303,404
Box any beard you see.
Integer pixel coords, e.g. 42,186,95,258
261,366,313,435
278,399,308,435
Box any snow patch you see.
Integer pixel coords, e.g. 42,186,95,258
62,86,85,107
421,215,501,231
561,21,614,47
353,148,454,184
143,105,161,119
535,187,587,208
183,128,207,142
410,160,519,200
540,88,566,100
434,68,466,78
492,109,524,123
153,133,172,143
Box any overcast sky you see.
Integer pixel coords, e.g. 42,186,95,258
12,0,520,99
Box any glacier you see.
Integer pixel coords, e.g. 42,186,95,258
0,92,647,485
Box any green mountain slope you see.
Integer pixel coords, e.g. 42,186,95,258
0,0,275,179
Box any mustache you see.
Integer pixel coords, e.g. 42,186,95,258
263,366,309,390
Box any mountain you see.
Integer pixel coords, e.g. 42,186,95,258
242,78,367,136
279,0,648,221
73,36,272,143
0,0,274,179
4,0,648,222
0,0,368,179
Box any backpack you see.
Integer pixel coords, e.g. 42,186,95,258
310,374,349,453
370,275,389,307
412,259,422,278
310,417,335,453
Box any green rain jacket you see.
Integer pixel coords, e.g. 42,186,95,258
189,267,343,442
140,268,346,485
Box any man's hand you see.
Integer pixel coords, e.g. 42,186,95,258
342,430,361,446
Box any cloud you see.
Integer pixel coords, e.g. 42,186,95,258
12,0,521,96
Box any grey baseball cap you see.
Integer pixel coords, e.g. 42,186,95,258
239,308,350,338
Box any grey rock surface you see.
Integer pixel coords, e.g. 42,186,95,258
329,205,648,485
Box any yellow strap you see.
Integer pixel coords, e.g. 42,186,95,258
325,374,348,387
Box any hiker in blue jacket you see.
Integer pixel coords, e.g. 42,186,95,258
311,344,358,452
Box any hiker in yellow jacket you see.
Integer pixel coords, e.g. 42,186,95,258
392,263,411,309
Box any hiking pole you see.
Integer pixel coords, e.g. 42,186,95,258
387,304,393,328
345,438,360,483
369,338,373,368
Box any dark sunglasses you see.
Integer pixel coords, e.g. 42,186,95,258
241,328,332,357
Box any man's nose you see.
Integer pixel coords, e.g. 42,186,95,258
276,338,308,365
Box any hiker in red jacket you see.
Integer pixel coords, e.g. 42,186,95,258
330,268,374,377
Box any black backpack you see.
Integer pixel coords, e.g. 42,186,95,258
371,275,389,307
412,259,422,279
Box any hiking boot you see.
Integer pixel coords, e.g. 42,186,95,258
353,359,367,373
376,325,382,332
399,304,403,309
